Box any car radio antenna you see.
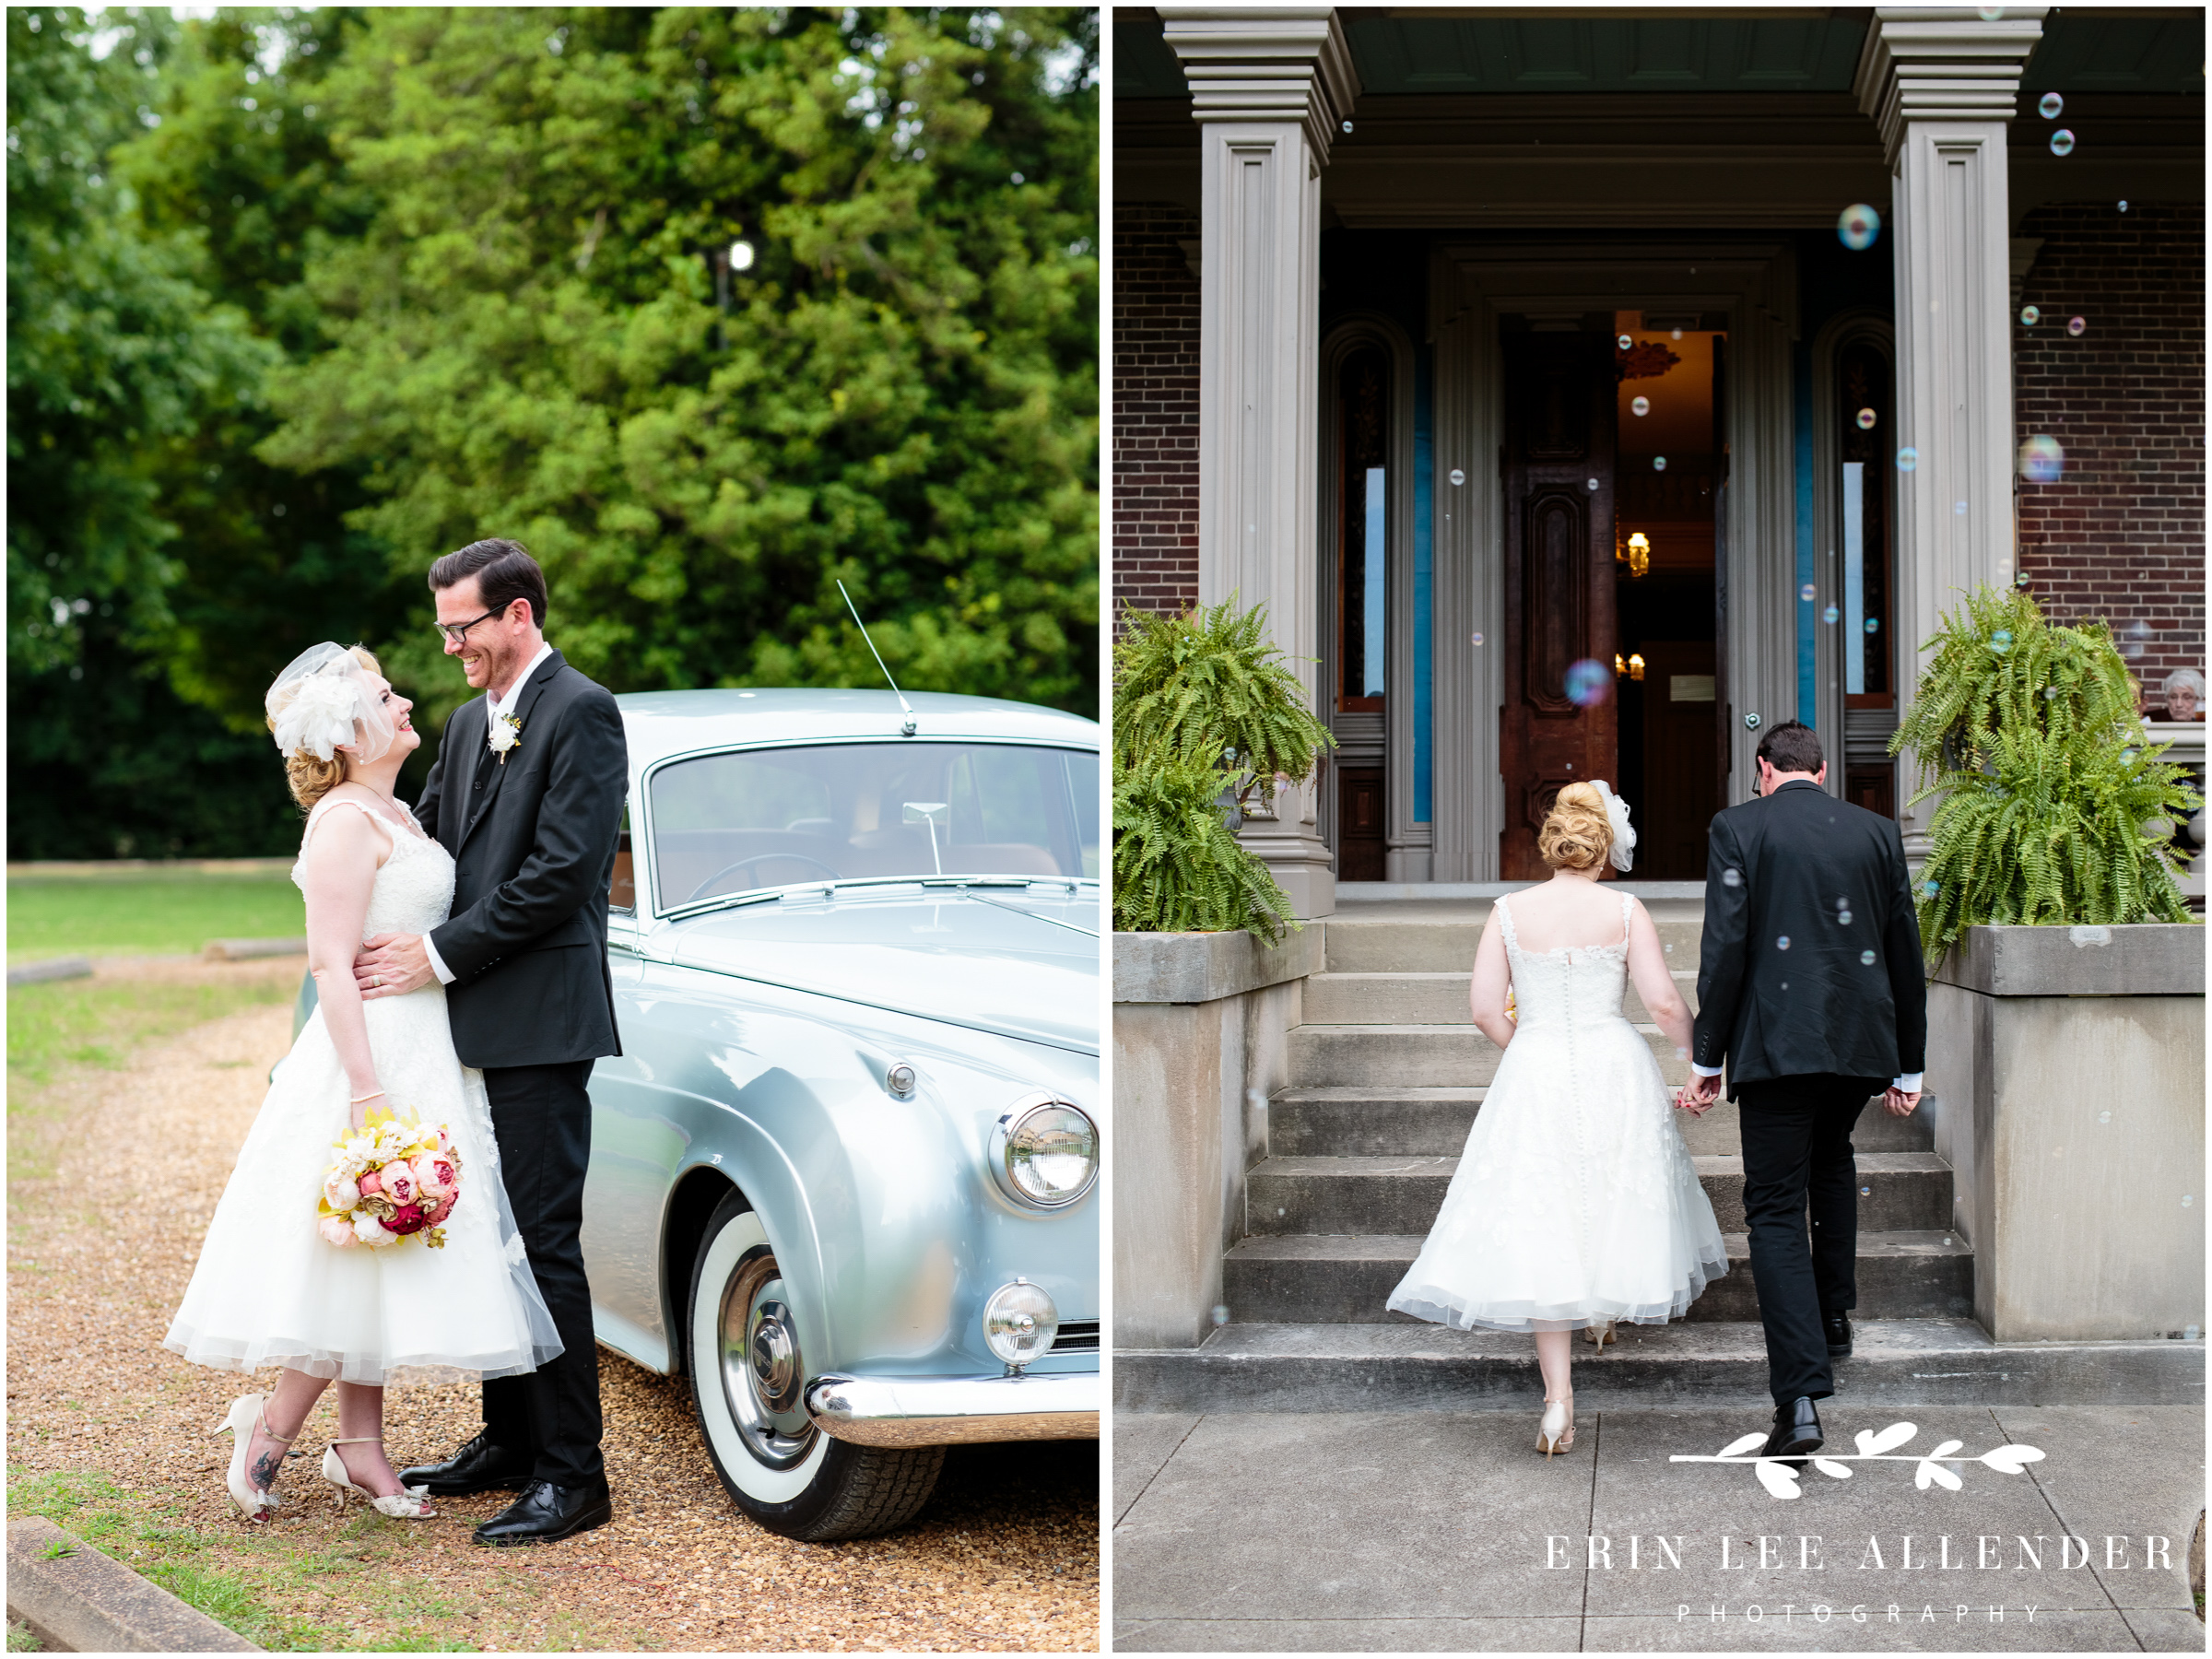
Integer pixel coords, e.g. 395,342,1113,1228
837,579,916,736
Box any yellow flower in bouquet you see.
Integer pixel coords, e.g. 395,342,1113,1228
316,1105,462,1250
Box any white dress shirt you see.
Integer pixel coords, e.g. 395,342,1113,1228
424,641,555,986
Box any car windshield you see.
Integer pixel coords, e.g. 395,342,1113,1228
649,742,1100,910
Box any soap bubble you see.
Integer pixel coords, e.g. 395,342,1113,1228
1586,477,1599,491
1896,446,1918,472
2066,315,2086,336
1777,935,1791,950
1978,4,2003,18
2119,200,2128,212
1954,500,1969,515
1990,629,2014,654
1865,617,1880,634
2019,305,2040,326
1801,583,1817,602
1722,868,1742,888
1565,659,1612,707
1341,120,1352,134
1631,395,1651,417
1653,456,1667,472
1860,949,1877,966
1840,910,1853,925
2043,684,2058,700
1449,467,1465,486
1860,1184,1872,1195
1471,631,1485,646
1618,334,1633,350
2099,1111,2112,1124
1671,328,1683,341
2050,128,2074,156
1823,604,1840,625
1924,879,1939,897
1856,407,1877,429
2039,92,2064,120
1837,204,1881,251
1211,1303,1230,1326
2019,434,2065,482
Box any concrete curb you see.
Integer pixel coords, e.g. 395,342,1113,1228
6,1517,260,1652
6,957,93,987
202,938,308,962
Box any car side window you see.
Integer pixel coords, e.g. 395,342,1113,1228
610,797,636,913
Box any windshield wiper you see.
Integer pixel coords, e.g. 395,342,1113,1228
663,873,1061,923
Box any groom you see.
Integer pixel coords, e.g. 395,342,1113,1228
352,538,628,1545
1678,721,1925,1460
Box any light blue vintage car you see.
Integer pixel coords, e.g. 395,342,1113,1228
299,687,1101,1542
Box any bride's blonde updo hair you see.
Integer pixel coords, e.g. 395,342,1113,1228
270,644,382,811
1537,781,1614,872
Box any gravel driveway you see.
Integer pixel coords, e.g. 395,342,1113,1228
7,962,1100,1651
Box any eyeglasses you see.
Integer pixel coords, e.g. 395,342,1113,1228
433,605,506,646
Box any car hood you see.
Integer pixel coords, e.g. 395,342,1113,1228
658,886,1100,1055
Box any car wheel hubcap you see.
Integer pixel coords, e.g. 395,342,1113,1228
717,1244,817,1470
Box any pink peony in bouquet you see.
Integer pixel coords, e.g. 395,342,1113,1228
317,1106,462,1250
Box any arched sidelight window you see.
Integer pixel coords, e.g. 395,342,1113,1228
1813,314,1899,819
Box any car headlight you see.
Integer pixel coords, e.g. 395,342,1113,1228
982,1277,1058,1371
988,1094,1099,1210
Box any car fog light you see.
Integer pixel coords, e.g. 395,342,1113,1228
990,1095,1099,1209
982,1277,1058,1371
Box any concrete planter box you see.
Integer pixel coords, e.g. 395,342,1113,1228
1926,923,2206,1344
1114,927,1324,1349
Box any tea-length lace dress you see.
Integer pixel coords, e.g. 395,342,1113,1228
165,796,562,1384
1386,890,1728,1332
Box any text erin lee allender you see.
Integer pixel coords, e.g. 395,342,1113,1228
1544,1534,2177,1571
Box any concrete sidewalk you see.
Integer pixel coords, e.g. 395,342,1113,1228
1114,1406,2205,1652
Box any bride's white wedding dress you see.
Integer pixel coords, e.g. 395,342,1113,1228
1387,890,1728,1332
165,796,561,1384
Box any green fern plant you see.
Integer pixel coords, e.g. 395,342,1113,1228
1890,585,2201,969
1112,740,1296,942
1114,598,1335,813
1111,597,1334,940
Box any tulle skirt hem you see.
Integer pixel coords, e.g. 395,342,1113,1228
162,1324,561,1388
1386,1249,1730,1335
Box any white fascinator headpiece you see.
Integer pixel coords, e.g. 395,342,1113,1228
265,642,394,765
1590,779,1637,873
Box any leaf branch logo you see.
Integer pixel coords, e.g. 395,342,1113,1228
1669,1422,2045,1500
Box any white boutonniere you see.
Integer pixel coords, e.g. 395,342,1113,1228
489,711,522,765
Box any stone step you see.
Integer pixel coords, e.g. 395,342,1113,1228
1218,1230,1974,1324
1112,1319,2205,1412
1288,1022,1688,1088
1244,1151,1952,1236
1268,1088,1935,1159
1323,909,1707,974
1302,969,1702,1026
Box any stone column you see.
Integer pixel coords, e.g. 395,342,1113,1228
1854,8,2045,856
1160,6,1359,919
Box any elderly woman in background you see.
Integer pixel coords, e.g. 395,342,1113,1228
2157,668,2205,724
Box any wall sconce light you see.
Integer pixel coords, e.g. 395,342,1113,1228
1615,652,1627,676
1629,652,1646,681
1625,532,1652,578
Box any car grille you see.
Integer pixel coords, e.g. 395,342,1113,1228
1049,1321,1100,1353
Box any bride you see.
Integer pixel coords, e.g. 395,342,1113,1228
165,643,560,1522
1386,781,1726,1456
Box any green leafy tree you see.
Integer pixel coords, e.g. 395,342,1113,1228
1891,585,2200,968
255,6,1099,735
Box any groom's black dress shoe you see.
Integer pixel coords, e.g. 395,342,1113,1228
473,1477,614,1547
398,1432,533,1496
1762,1397,1824,1461
1824,1312,1853,1357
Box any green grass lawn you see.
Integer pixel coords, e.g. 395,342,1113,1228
8,870,304,964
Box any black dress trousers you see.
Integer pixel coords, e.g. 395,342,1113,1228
480,1059,604,1486
1734,1073,1890,1406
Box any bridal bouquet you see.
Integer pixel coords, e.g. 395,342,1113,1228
317,1108,462,1250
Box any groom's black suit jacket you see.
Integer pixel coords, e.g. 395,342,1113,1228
415,649,628,1070
1690,779,1925,1098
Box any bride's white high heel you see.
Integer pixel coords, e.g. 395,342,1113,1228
211,1394,292,1522
1537,1398,1576,1457
1583,1319,1618,1350
320,1437,437,1518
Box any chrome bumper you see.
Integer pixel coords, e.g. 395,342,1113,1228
804,1370,1100,1448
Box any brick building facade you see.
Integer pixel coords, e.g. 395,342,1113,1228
2014,202,2206,697
1111,207,1203,622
